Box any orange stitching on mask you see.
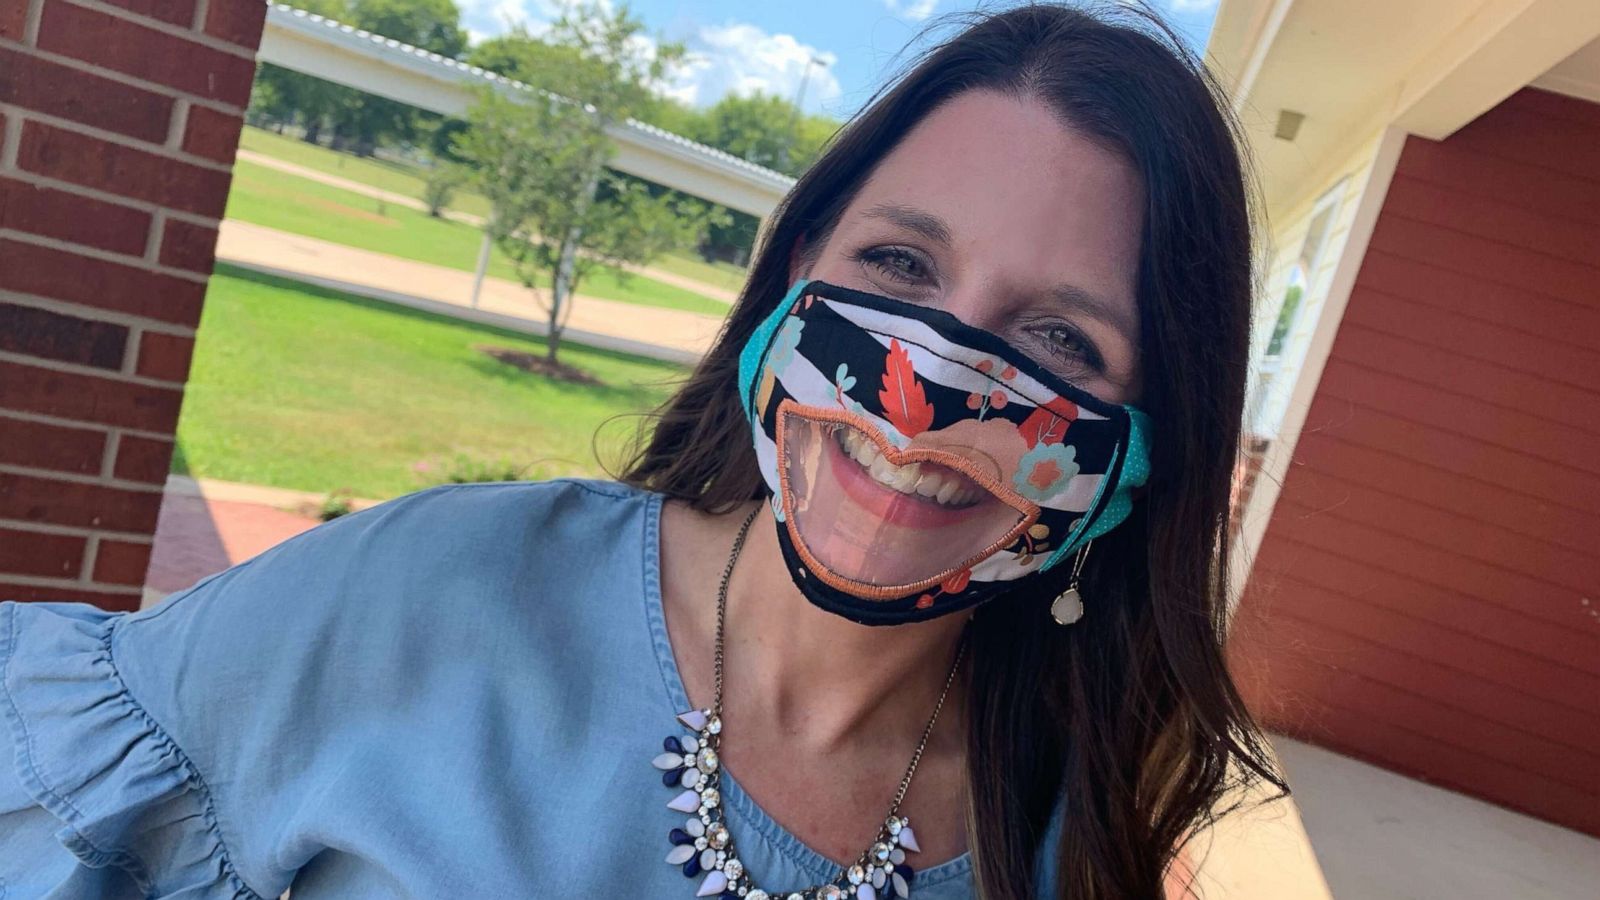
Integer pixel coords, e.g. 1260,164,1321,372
774,400,1041,602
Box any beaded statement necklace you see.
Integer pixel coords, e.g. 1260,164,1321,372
654,505,967,900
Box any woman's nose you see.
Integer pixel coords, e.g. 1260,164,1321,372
936,281,1015,336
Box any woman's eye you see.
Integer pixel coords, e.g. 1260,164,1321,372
855,247,929,284
1038,325,1105,373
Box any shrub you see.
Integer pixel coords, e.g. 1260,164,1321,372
422,164,463,218
412,453,539,486
319,487,356,521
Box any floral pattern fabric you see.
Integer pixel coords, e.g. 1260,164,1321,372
737,278,1153,624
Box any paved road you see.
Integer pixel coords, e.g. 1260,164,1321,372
215,220,726,362
235,149,741,305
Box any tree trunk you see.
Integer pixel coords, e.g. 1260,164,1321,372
547,259,566,365
548,229,589,365
546,164,605,365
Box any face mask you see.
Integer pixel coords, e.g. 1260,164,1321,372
736,277,1153,625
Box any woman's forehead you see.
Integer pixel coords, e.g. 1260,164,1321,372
844,90,1144,296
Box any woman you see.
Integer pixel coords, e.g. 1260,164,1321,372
0,3,1284,898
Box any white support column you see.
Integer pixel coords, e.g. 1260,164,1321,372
1227,125,1407,612
469,229,492,309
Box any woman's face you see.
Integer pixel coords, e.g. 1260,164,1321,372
773,89,1147,591
795,89,1145,406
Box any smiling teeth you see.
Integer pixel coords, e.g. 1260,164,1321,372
835,427,985,508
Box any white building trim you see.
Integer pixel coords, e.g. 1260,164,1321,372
1227,125,1403,604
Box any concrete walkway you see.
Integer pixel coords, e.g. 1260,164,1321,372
215,220,725,363
235,149,741,305
143,476,385,609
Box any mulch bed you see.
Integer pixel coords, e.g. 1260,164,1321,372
475,344,603,385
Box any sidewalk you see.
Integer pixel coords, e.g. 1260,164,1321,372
215,220,726,363
143,476,343,607
235,149,741,305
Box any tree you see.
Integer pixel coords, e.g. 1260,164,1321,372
453,3,718,372
247,0,468,154
692,92,801,173
634,93,703,139
467,19,842,269
677,92,840,265
421,163,463,217
248,0,343,141
347,0,466,56
789,110,842,174
333,0,468,154
467,26,589,87
639,91,839,264
688,90,839,177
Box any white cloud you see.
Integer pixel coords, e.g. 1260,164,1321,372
882,0,939,21
664,22,841,112
455,3,841,113
1167,0,1219,11
457,0,559,44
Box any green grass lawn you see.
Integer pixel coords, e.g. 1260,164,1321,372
649,251,748,293
238,125,747,293
174,265,687,499
240,126,496,220
224,160,730,316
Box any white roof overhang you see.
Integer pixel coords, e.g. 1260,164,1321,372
256,4,796,218
1207,0,1600,220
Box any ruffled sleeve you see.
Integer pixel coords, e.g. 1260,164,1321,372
0,599,267,899
0,480,612,899
0,484,477,899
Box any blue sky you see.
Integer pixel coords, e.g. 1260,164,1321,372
456,1,1221,119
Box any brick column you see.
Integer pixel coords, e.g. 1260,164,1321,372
0,0,264,611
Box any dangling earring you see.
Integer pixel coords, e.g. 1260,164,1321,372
1050,539,1093,626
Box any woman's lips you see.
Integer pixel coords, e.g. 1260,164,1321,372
823,424,994,529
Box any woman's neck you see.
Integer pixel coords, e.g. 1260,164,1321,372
661,497,971,756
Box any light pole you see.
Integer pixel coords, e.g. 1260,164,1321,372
782,54,828,170
793,54,826,115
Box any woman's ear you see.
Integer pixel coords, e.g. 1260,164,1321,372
788,233,808,285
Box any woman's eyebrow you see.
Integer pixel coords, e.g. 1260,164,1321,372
863,203,953,247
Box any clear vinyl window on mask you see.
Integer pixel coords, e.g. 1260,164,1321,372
737,278,1152,624
776,401,1039,598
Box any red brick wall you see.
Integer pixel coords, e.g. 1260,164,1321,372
1230,88,1600,836
0,0,264,611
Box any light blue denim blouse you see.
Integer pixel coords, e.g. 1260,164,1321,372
0,478,1063,898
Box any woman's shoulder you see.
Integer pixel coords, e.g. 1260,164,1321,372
160,475,662,640
381,475,658,544
316,474,657,558
210,475,657,591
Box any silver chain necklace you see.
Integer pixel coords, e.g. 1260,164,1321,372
654,504,967,900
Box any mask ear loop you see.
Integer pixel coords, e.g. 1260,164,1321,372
1050,539,1093,625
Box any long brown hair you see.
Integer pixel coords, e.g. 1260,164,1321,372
614,3,1286,896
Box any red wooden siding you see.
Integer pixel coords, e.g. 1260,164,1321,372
1230,87,1600,836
